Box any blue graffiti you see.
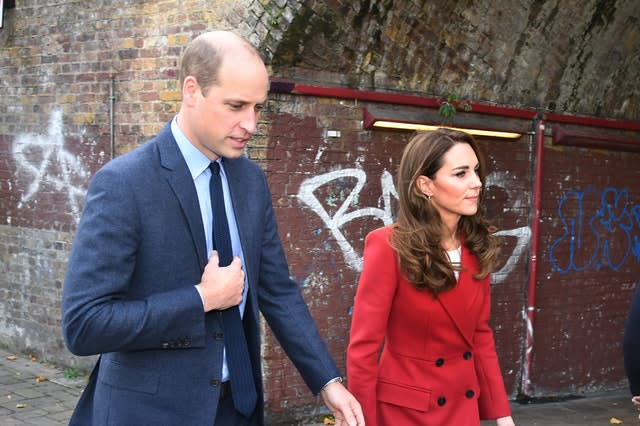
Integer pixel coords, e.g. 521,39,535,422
549,187,640,273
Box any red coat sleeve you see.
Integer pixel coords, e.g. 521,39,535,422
347,227,397,426
474,276,512,419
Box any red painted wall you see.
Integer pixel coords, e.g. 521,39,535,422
532,144,639,394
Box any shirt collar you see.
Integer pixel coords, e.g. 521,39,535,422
171,116,212,179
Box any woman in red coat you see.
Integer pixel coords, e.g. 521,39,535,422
347,129,514,426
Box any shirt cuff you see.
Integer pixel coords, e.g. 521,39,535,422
321,376,343,391
194,285,205,307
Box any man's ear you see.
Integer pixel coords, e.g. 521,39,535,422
182,76,200,106
415,175,433,197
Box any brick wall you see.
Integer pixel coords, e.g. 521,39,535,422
0,224,71,358
2,0,640,422
0,0,214,370
532,137,639,395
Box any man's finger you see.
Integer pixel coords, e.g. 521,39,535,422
337,411,357,426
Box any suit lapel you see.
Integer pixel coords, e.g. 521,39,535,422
156,124,208,270
222,157,261,322
436,243,483,347
221,158,259,266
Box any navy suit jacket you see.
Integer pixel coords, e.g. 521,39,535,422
62,122,340,425
624,284,640,395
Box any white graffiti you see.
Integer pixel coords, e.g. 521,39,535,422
485,170,532,284
297,168,531,284
297,168,398,271
493,226,531,284
12,110,90,223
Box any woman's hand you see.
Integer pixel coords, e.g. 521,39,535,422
496,415,515,426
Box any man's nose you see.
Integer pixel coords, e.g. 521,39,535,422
240,110,258,134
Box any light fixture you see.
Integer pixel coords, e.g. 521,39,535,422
363,107,525,139
369,120,522,139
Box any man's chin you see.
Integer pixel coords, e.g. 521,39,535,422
222,147,246,159
226,148,245,159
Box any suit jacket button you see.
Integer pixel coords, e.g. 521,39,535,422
210,379,221,387
465,390,475,398
435,358,444,367
437,396,446,406
463,351,472,360
213,332,224,340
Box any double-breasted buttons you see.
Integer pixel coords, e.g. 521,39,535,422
437,396,447,406
209,379,221,387
212,332,224,340
465,390,475,398
435,358,445,367
463,351,472,360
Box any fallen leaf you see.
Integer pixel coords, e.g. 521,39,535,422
6,355,17,361
35,375,48,383
28,354,37,362
16,403,26,409
610,417,623,424
323,416,336,425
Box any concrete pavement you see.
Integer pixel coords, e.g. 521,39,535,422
1,347,638,425
1,348,84,425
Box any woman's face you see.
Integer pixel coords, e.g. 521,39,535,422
418,142,483,228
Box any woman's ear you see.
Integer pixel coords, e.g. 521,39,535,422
415,175,433,198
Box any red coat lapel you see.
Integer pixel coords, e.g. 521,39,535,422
436,243,484,347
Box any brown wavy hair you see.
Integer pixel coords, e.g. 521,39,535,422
389,129,500,296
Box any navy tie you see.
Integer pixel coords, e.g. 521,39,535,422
209,161,257,417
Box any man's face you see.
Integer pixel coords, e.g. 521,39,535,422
186,52,269,160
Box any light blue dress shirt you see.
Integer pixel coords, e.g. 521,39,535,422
171,117,248,382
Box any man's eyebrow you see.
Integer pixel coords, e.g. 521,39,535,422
224,98,266,105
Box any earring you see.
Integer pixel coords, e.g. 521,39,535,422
427,195,432,201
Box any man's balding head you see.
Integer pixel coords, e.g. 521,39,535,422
179,31,264,96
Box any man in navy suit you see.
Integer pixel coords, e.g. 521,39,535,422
624,283,640,417
62,30,364,426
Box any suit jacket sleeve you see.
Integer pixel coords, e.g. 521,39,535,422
62,157,206,356
244,164,340,394
624,284,640,395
